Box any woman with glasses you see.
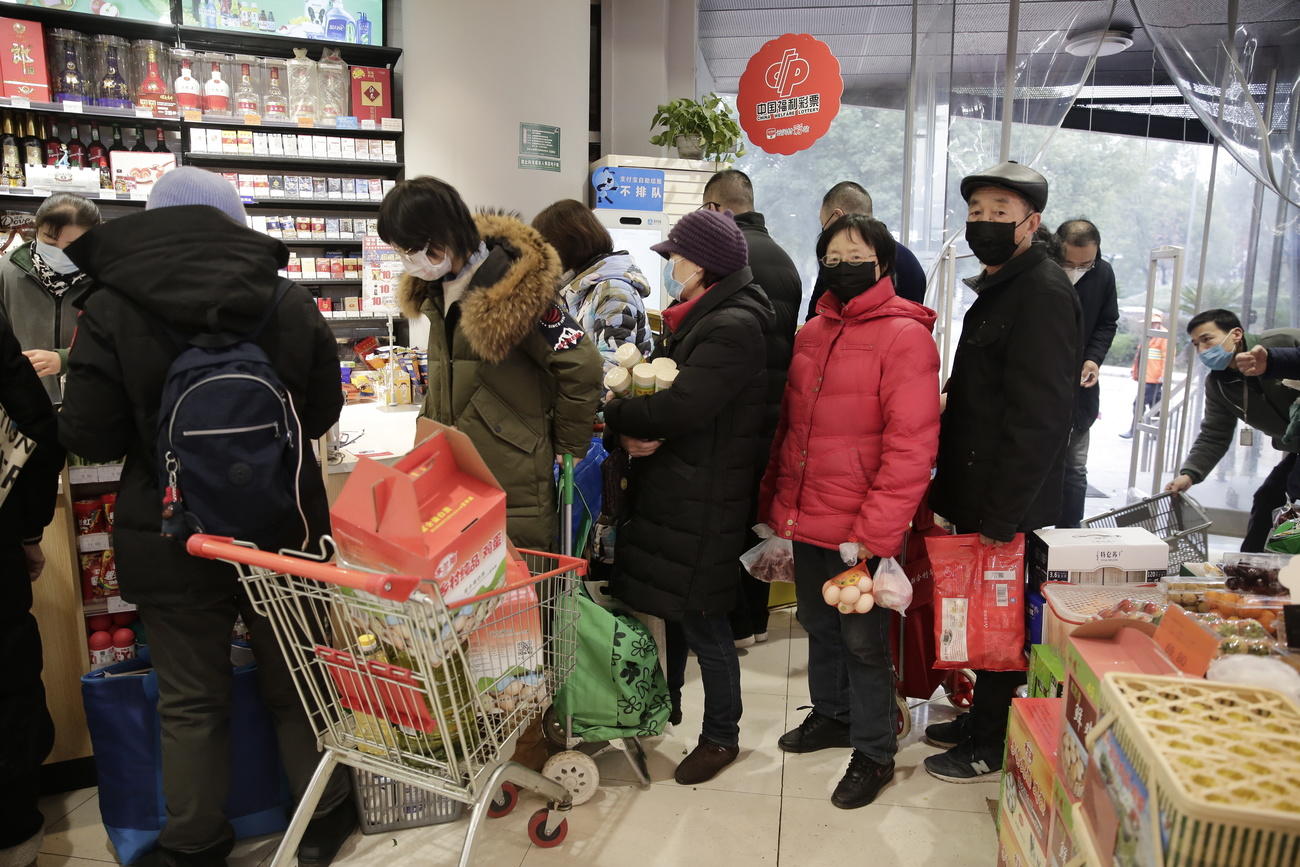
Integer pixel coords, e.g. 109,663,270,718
377,177,604,551
758,214,941,810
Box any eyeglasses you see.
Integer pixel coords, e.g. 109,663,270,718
1064,261,1095,272
819,256,878,268
698,201,724,212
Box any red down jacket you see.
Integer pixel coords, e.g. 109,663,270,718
760,276,941,558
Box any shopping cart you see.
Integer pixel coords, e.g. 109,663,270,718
185,534,586,867
1082,491,1211,572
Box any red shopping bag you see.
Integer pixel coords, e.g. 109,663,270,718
926,533,1027,672
891,505,951,699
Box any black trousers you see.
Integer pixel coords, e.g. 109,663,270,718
0,544,53,851
137,586,349,856
1242,453,1300,553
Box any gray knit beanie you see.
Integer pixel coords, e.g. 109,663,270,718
146,166,247,223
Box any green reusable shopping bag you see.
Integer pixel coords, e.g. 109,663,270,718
553,589,670,742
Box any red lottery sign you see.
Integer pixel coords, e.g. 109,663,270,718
737,33,843,155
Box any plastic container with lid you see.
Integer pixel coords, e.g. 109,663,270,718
88,630,114,670
1041,582,1164,656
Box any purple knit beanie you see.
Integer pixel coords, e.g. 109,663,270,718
652,208,748,275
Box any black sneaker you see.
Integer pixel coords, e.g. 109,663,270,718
923,740,1003,783
923,712,971,749
778,707,851,753
831,750,895,809
297,797,358,867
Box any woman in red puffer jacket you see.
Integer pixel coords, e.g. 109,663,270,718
759,214,940,811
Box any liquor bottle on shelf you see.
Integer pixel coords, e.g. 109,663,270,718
54,38,87,103
108,123,128,153
357,12,372,45
153,128,170,154
174,58,202,112
21,114,41,171
97,44,132,109
263,65,288,120
87,126,112,190
234,63,260,116
131,124,150,152
200,0,218,29
41,117,62,166
65,123,87,167
203,62,229,114
2,113,23,188
136,44,174,116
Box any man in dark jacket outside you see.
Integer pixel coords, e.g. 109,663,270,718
58,168,353,867
924,161,1082,783
0,311,62,867
701,169,801,648
806,181,928,316
1055,219,1119,527
1166,309,1300,551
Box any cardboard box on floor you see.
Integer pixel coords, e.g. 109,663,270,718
998,698,1064,867
998,812,1032,867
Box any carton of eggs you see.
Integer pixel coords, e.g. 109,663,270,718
822,563,875,614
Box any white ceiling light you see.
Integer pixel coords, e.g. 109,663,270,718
1064,29,1135,58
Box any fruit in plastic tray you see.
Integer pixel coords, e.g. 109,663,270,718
1221,556,1290,596
1092,598,1166,624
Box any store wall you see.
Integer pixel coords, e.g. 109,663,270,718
392,0,590,220
601,0,697,157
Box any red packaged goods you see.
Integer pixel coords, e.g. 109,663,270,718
80,552,106,600
111,611,137,627
100,492,117,528
88,630,114,670
100,550,119,594
73,499,105,535
0,18,49,101
349,66,391,122
86,614,113,633
927,533,1028,671
111,627,136,661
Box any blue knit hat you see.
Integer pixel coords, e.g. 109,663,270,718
652,208,748,276
147,166,247,223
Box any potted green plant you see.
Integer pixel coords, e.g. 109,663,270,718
649,93,746,163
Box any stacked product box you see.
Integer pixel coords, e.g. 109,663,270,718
192,128,398,161
1028,527,1169,587
219,170,395,202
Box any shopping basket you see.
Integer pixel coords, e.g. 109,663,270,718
1082,492,1211,573
185,534,586,867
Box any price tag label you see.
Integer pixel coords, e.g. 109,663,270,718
98,464,123,483
68,466,99,485
182,110,203,123
335,115,359,130
360,119,376,130
10,97,29,109
380,117,403,132
135,107,155,118
1153,604,1220,676
296,117,314,128
243,113,262,126
77,533,112,553
60,99,83,113
106,596,138,614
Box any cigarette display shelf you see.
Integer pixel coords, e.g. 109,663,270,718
297,278,363,287
184,152,403,174
242,196,383,211
280,238,363,247
183,117,403,140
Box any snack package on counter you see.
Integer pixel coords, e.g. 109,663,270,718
739,525,794,583
927,533,1027,671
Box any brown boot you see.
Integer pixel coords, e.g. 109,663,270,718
674,738,740,785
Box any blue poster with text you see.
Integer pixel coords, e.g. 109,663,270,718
592,167,665,211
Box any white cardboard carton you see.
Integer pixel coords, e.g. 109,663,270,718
1028,527,1168,585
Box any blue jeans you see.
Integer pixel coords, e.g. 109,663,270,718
793,542,896,763
1058,426,1091,529
665,611,743,747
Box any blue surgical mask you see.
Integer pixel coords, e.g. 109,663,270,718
1198,335,1235,371
663,258,697,302
33,239,80,275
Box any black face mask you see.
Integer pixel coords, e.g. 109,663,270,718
820,261,877,304
966,215,1030,266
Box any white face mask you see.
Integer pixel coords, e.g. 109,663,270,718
34,239,80,275
1064,267,1087,286
398,246,452,281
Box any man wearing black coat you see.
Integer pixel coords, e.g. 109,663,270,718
923,162,1082,783
0,311,62,867
701,169,801,647
58,168,353,867
1055,219,1119,528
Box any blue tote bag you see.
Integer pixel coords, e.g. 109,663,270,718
81,648,292,864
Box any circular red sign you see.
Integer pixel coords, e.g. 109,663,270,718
737,33,843,156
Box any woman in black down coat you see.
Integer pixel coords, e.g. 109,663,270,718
603,208,774,786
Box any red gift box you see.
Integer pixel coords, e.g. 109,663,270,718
349,66,391,122
0,18,49,101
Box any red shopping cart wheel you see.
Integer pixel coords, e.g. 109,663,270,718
894,693,912,739
527,809,569,847
946,669,977,709
488,782,520,818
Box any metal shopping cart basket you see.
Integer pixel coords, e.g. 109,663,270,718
185,534,586,867
1082,491,1211,573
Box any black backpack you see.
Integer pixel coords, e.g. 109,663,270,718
156,280,308,551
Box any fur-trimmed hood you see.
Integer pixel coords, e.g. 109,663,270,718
397,212,562,362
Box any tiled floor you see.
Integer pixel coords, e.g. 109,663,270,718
38,608,998,867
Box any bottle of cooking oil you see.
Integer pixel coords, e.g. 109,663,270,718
352,633,398,756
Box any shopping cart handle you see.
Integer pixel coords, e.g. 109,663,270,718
185,534,421,601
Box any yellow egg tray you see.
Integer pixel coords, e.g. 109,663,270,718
1094,673,1300,867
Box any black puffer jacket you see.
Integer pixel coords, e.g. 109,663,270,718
58,206,343,607
734,211,800,446
0,311,63,548
604,268,774,619
930,245,1082,540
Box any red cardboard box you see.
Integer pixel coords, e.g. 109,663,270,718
349,66,392,122
998,815,1031,867
1048,772,1080,867
0,18,49,101
998,698,1063,867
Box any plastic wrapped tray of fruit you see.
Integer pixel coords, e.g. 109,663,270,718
1091,597,1167,624
1185,610,1280,656
1220,552,1291,596
1202,589,1287,636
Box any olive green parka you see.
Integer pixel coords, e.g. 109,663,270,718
399,212,603,550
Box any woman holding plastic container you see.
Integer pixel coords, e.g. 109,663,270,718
0,193,102,403
760,214,940,810
531,199,654,370
603,208,774,785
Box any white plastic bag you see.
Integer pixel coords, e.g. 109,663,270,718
872,557,913,614
739,524,794,583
